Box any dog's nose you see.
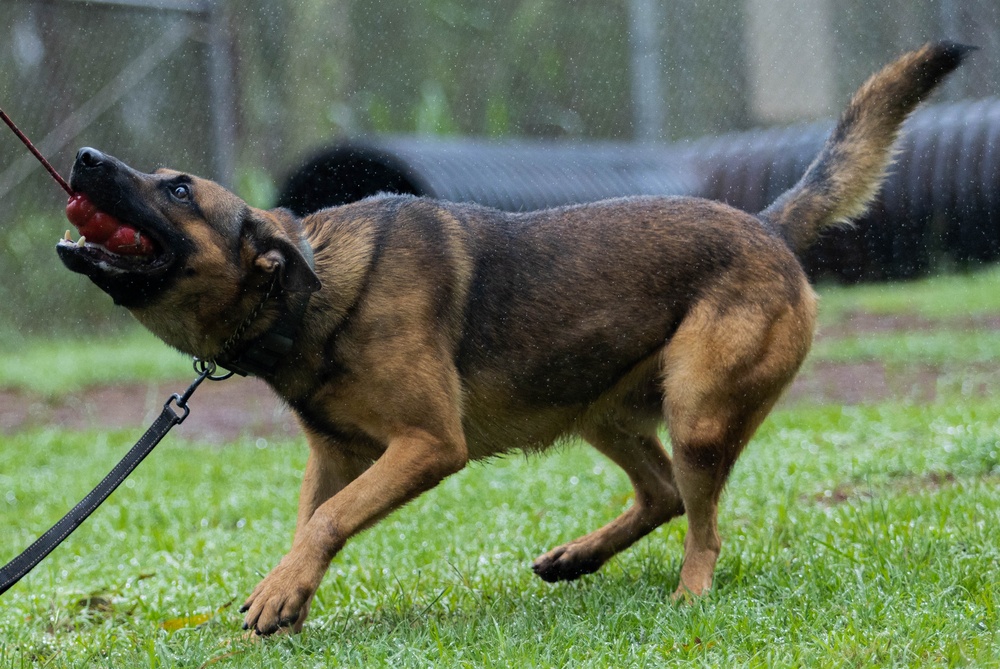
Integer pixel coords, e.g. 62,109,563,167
76,147,105,168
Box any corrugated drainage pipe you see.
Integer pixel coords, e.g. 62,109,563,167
276,136,699,215
278,99,1000,282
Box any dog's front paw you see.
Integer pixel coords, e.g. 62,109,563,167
240,553,324,636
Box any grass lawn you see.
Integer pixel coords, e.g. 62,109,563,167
1,266,999,667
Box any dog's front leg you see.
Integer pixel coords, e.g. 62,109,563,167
240,426,468,636
275,431,374,634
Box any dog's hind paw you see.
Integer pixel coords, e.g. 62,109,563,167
531,543,605,583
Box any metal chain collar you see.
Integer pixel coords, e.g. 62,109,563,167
203,276,278,372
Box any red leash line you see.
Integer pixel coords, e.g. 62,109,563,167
0,107,73,196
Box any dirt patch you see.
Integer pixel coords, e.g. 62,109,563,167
818,311,1000,338
809,471,967,507
3,360,992,443
782,360,894,405
0,376,299,444
781,359,999,406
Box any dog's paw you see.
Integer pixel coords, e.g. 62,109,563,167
532,543,604,583
239,555,322,636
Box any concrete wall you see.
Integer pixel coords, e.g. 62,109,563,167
744,0,836,123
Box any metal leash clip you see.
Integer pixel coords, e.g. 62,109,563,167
164,358,236,423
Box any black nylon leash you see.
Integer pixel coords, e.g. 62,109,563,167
0,360,228,596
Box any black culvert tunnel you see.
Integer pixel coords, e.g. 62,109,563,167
277,99,1000,282
275,136,700,215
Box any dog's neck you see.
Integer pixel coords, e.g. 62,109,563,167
214,235,316,378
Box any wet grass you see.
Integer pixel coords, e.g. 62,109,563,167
0,268,999,666
810,329,1000,366
1,403,998,667
814,263,1000,324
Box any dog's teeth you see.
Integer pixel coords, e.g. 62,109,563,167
77,235,86,248
64,229,72,242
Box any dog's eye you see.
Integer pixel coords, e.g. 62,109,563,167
171,184,191,201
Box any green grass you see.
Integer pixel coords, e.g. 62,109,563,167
810,329,1000,366
814,264,1000,324
2,265,1000,395
1,267,999,667
0,405,997,667
0,327,190,396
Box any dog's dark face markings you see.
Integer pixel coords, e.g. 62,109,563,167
57,148,201,307
58,148,319,356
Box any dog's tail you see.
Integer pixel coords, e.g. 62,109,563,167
760,41,974,256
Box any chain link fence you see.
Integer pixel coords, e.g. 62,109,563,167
0,1,231,213
0,0,233,335
1,0,997,333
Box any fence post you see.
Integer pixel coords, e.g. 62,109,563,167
207,0,236,189
627,0,664,143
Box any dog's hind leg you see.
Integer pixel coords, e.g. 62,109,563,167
662,292,814,599
532,424,685,582
667,401,775,599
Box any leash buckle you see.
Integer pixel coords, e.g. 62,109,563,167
164,394,192,423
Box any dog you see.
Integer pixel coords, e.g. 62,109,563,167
56,42,968,635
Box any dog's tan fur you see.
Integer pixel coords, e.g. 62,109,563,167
57,43,968,635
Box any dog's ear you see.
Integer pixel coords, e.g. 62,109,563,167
244,208,322,293
254,240,322,293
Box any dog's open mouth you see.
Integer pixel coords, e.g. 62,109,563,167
57,193,168,273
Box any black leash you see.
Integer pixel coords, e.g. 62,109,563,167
0,359,232,596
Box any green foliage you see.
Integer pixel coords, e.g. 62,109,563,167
0,211,128,339
486,97,511,137
415,81,458,136
234,166,279,210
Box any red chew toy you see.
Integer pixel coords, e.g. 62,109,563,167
65,194,154,256
65,194,96,227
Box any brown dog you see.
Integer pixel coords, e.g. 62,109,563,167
56,43,968,635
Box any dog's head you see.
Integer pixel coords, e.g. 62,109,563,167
57,147,320,356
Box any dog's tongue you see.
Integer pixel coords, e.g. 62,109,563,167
65,193,155,256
